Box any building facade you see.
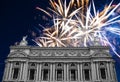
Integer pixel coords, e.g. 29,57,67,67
2,38,118,82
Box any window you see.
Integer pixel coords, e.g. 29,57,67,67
69,63,77,81
12,62,20,80
42,63,50,81
29,69,35,80
43,69,49,81
56,63,63,81
99,62,107,80
83,63,91,81
57,69,63,81
13,68,19,79
28,63,36,80
100,68,106,79
70,69,76,81
84,69,90,80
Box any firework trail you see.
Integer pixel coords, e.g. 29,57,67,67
35,0,120,57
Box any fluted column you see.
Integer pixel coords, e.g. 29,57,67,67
8,62,13,80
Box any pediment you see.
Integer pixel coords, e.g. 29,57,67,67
92,52,111,57
8,51,27,57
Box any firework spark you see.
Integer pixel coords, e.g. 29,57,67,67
35,0,120,57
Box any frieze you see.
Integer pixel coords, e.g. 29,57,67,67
67,51,78,56
30,50,40,56
41,50,52,56
8,46,110,57
55,51,65,56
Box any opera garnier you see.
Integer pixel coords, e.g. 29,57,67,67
2,37,118,82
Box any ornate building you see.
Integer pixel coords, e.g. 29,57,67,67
2,37,118,82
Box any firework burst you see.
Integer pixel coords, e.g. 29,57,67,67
35,0,120,57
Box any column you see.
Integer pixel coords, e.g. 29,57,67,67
39,63,42,81
80,63,83,81
96,62,100,80
19,62,24,80
64,63,66,81
106,62,111,80
22,62,28,81
77,63,80,81
113,63,117,81
75,70,78,81
41,69,43,81
109,62,114,80
66,63,69,81
53,63,55,81
3,62,10,80
8,62,13,80
36,63,40,81
91,62,96,81
62,70,64,81
50,63,53,81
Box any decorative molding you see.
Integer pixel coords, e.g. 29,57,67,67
8,46,110,58
8,51,27,57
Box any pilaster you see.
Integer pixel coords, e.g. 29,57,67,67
8,62,13,80
19,62,23,80
3,62,9,80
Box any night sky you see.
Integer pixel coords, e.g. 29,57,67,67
0,0,120,82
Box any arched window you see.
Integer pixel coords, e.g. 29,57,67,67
28,63,36,80
83,63,91,81
12,62,20,80
99,62,107,80
69,63,77,81
42,63,50,81
56,63,64,81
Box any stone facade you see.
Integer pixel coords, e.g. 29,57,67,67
2,38,118,82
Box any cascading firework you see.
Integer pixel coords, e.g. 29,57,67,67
35,0,120,57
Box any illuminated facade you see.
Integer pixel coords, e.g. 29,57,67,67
2,37,118,82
